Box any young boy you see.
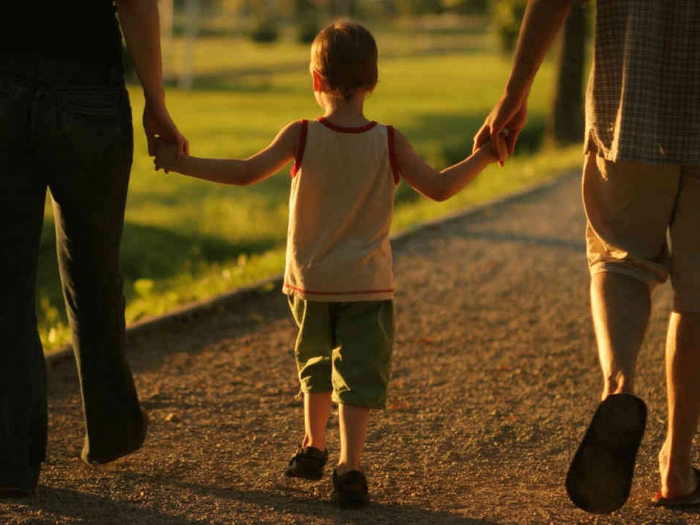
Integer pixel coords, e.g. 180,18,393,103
155,21,506,508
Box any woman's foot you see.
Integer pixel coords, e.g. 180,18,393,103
0,465,39,498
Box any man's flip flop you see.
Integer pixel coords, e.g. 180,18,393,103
651,468,700,508
565,393,647,514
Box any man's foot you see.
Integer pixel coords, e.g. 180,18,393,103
332,469,369,509
652,468,700,508
285,446,328,481
566,393,647,514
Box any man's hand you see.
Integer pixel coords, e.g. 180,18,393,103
143,101,189,159
473,93,528,165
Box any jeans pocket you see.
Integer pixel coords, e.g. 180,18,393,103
55,87,132,157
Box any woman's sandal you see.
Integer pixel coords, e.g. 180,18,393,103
284,446,328,481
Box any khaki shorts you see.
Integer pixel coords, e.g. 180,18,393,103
287,296,394,409
583,142,700,312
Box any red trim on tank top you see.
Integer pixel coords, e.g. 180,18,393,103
317,117,377,133
283,283,394,296
290,119,308,178
387,125,400,185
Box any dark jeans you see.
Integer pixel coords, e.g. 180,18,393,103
0,52,145,488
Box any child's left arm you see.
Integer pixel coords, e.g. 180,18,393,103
154,121,301,186
394,129,506,202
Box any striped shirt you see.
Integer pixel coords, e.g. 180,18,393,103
585,0,700,165
283,118,400,302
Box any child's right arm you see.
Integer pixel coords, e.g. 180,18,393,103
154,121,301,186
393,128,507,202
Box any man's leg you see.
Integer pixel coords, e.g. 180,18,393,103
658,311,700,499
657,168,700,499
590,271,652,398
567,148,673,512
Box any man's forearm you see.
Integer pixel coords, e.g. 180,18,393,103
506,0,575,100
115,0,166,105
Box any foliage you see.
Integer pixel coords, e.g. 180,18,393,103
491,0,527,53
250,17,280,43
443,0,490,15
296,14,320,44
393,0,445,15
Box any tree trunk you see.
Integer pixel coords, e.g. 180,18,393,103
546,1,587,147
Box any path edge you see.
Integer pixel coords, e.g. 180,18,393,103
46,169,579,366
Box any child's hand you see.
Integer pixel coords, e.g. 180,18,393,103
154,138,181,173
481,133,509,166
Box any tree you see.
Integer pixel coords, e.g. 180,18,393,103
491,0,527,53
545,0,588,147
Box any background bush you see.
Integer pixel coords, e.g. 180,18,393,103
297,15,319,44
491,0,527,53
250,18,279,43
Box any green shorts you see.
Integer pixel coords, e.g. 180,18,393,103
287,296,395,409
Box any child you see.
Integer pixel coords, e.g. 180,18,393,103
154,20,506,508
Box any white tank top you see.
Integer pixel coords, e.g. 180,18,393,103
283,117,399,302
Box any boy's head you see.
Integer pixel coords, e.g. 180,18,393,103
310,21,378,101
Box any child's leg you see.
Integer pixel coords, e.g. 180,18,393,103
302,392,332,451
329,300,392,506
332,300,394,475
337,403,371,474
285,297,334,480
287,295,334,449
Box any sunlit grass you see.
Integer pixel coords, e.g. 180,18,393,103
39,24,583,352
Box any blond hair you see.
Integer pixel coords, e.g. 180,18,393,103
310,21,378,100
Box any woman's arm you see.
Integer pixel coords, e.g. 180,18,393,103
155,122,301,186
393,129,503,202
115,0,188,156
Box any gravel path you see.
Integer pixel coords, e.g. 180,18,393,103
3,171,697,524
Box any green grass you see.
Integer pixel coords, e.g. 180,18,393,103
39,22,584,352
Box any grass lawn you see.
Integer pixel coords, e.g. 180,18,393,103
38,19,585,352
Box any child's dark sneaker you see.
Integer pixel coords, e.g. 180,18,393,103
332,469,369,508
285,446,328,480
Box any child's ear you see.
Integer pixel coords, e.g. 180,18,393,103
312,70,325,92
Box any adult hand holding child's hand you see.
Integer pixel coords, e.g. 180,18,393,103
153,138,180,173
474,92,528,167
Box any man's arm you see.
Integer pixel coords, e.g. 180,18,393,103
474,0,575,160
115,0,188,156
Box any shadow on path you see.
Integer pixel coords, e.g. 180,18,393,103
7,480,504,525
